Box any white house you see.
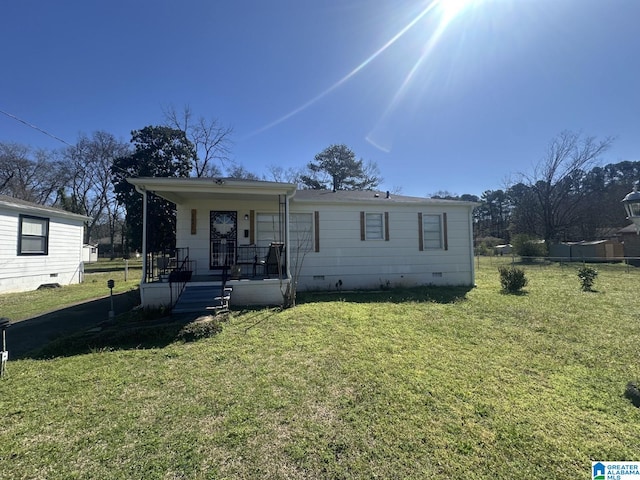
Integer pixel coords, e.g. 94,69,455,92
126,178,477,308
0,195,89,294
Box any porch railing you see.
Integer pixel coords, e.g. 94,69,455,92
235,243,285,279
145,248,193,283
145,244,286,283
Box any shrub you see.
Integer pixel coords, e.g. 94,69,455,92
177,317,223,342
512,234,547,261
577,265,598,291
475,236,506,256
498,266,528,293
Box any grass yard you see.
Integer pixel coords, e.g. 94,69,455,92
0,258,141,322
1,259,640,478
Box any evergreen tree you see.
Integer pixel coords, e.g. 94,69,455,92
112,126,195,253
300,144,381,191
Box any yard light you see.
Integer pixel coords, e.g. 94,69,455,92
107,279,115,320
622,184,640,233
0,317,10,378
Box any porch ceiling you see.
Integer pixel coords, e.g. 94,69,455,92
127,177,297,204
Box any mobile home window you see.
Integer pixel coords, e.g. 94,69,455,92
18,215,49,255
423,214,442,249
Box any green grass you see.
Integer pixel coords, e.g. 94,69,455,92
1,259,640,478
0,259,141,322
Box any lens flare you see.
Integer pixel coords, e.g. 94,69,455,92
250,0,485,145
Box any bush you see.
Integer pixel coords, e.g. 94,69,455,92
475,236,506,256
577,265,598,291
177,317,223,341
498,266,528,293
512,234,547,261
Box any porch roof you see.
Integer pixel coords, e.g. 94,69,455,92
127,177,297,204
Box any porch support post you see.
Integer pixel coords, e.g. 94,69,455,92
141,188,148,285
285,193,292,279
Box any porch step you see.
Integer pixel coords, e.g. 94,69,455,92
172,284,231,314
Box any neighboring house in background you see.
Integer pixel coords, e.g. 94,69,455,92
127,178,477,309
494,244,512,255
548,240,624,262
0,195,89,294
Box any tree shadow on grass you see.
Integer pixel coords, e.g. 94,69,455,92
297,285,474,305
8,289,224,360
27,312,226,359
499,290,530,296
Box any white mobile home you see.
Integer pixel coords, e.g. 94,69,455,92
0,195,89,294
127,178,477,308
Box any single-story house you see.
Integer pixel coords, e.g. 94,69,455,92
0,195,89,294
126,177,478,308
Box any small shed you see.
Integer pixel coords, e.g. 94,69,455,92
83,244,98,263
619,224,640,265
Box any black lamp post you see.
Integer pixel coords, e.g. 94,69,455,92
622,184,640,233
622,185,640,406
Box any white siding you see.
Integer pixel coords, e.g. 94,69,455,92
290,203,475,291
0,206,86,294
173,197,475,291
175,198,283,276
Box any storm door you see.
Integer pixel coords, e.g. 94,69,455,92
210,211,237,270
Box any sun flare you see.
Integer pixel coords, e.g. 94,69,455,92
251,0,487,143
436,0,480,24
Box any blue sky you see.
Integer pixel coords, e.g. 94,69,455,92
1,0,639,197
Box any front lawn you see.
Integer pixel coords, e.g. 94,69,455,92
0,258,141,322
1,260,639,478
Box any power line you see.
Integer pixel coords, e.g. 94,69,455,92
0,109,73,147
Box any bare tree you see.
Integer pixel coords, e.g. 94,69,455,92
280,214,314,308
0,142,67,204
62,131,131,244
519,130,613,243
163,105,232,177
265,165,303,185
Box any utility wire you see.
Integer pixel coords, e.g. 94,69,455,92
0,109,73,147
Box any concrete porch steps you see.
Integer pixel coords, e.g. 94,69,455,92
172,284,230,314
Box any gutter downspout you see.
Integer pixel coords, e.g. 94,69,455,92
285,188,296,281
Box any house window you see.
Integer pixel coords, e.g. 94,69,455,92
365,212,384,240
18,215,49,255
256,213,283,246
290,213,313,253
423,214,443,249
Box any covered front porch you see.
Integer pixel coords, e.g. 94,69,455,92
127,177,297,309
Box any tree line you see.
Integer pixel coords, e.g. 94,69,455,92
466,132,636,247
1,117,636,255
0,107,382,255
